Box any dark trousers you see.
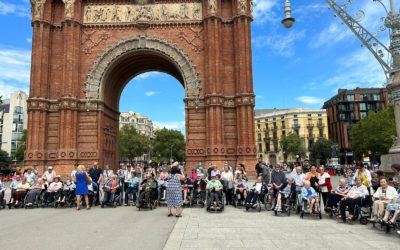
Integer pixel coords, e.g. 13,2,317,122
340,197,362,217
125,187,138,204
223,188,233,204
43,192,56,204
25,189,41,204
247,190,260,204
139,189,152,203
326,193,344,208
103,191,115,204
321,192,329,207
210,190,221,203
193,189,205,201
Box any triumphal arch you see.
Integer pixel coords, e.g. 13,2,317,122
26,0,257,174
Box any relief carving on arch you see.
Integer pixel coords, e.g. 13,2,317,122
238,0,247,14
85,36,202,107
83,3,202,24
30,0,46,20
208,0,217,15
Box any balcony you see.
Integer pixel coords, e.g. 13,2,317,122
306,123,314,129
317,123,324,128
292,124,300,129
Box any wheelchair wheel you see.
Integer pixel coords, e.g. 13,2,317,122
359,217,368,225
258,200,262,213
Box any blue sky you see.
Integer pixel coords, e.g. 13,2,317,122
0,0,393,132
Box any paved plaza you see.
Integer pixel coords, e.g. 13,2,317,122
0,201,399,250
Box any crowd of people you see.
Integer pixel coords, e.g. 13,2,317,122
0,159,399,236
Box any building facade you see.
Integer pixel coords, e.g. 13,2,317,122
0,91,29,158
119,112,157,139
255,108,329,164
323,88,389,163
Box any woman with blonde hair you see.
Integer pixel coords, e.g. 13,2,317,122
73,165,90,210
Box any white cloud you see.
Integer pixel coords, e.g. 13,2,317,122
145,91,160,97
0,47,31,98
0,80,28,98
310,22,353,48
26,38,32,43
296,96,324,105
0,1,29,17
253,29,306,57
256,95,264,99
135,71,161,80
154,121,185,131
253,0,278,24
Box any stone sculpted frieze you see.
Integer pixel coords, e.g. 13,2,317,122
83,3,202,24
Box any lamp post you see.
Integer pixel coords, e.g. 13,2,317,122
282,0,295,28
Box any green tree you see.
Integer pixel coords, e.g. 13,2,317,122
309,137,335,165
280,133,306,161
15,129,27,163
351,105,396,158
152,128,185,163
119,125,150,162
0,150,11,171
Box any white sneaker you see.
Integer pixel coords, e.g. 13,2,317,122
397,230,400,236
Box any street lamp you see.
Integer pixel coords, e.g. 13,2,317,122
281,0,295,28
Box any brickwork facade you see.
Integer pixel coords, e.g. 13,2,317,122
26,0,257,175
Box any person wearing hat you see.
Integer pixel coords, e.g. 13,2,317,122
166,162,185,217
43,175,63,206
42,166,57,186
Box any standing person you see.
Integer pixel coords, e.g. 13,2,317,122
261,163,271,185
73,165,90,210
89,162,103,205
71,163,78,178
24,167,37,186
166,162,185,217
271,166,286,198
255,160,263,177
221,165,234,205
318,165,332,207
305,166,320,192
124,170,136,206
353,161,371,191
42,166,57,186
302,159,310,174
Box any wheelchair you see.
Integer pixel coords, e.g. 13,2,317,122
0,191,6,209
300,194,322,219
206,189,225,213
233,188,247,208
101,187,122,208
263,187,276,211
245,185,268,212
24,189,45,208
190,188,206,208
274,191,296,216
136,188,158,210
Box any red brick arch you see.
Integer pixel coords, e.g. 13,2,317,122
25,0,257,175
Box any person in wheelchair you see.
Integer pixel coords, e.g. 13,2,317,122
325,178,350,212
24,178,45,207
338,176,369,222
0,176,6,204
182,174,193,205
301,180,318,213
193,174,207,204
234,173,248,205
58,178,76,204
246,176,266,209
102,175,120,205
139,175,157,207
380,190,400,226
207,173,223,207
42,176,63,206
275,177,296,212
9,177,30,208
368,176,398,223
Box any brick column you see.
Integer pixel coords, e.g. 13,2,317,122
203,0,225,167
233,0,257,172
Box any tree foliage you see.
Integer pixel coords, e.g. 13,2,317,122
152,128,185,163
309,137,335,164
351,105,396,158
119,125,150,162
15,129,27,163
0,150,11,171
280,133,306,161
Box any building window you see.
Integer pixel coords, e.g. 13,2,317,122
281,121,285,129
257,133,261,141
359,103,366,110
282,130,286,137
266,142,270,152
373,94,381,101
258,143,262,153
347,94,355,101
360,111,367,119
14,106,23,114
308,114,311,117
319,128,324,138
273,142,279,152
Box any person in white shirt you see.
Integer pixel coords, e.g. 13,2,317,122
338,176,369,222
246,176,264,209
290,166,305,192
42,166,57,186
368,177,398,222
23,167,37,186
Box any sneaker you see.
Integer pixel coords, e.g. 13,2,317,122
124,203,129,206
252,203,257,208
397,231,400,235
